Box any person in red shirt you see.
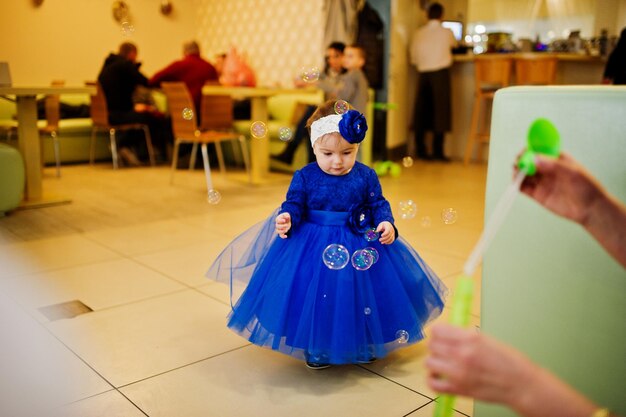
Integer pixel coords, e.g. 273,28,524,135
149,41,218,115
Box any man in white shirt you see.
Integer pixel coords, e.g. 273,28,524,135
410,3,456,161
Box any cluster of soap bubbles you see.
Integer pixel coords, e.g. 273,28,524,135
250,121,267,138
207,189,221,205
441,207,458,225
322,244,380,271
397,200,458,226
300,66,321,83
398,200,417,220
182,108,194,121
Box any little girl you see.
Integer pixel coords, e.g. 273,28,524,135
207,100,446,369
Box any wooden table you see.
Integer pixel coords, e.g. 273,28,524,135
0,86,95,207
202,85,321,184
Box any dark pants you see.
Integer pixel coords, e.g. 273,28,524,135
414,68,451,157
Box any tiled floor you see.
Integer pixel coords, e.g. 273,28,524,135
0,161,486,417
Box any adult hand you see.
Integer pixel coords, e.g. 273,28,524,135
275,212,292,239
518,152,603,226
426,324,530,404
376,221,395,244
518,151,626,268
426,324,602,417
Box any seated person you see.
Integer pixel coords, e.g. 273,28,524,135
216,47,256,87
148,40,218,118
213,47,256,120
98,42,171,165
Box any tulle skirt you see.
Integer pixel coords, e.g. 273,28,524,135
206,209,447,364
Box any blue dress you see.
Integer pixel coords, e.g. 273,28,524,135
207,162,447,364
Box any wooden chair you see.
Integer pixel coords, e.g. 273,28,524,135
464,55,513,165
161,82,250,191
514,55,558,85
87,82,156,169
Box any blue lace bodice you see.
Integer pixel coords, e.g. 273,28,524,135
280,162,395,230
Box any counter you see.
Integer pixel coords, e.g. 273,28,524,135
445,53,606,161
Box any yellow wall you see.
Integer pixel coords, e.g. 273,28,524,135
0,0,323,88
0,0,199,86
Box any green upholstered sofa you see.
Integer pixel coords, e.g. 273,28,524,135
478,86,626,416
0,142,25,215
0,94,111,164
0,92,168,166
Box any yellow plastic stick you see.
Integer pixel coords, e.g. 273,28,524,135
433,275,474,417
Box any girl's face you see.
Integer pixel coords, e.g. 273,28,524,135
326,48,344,73
313,132,359,176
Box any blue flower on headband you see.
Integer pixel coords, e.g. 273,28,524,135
338,110,368,144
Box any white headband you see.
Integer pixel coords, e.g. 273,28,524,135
310,114,342,147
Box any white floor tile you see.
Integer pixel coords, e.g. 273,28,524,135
121,345,431,417
0,235,119,279
0,292,111,417
84,218,216,256
133,240,228,287
363,342,474,416
2,258,186,323
48,289,247,387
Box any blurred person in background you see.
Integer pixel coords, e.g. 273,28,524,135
149,41,218,119
410,2,456,162
98,42,171,165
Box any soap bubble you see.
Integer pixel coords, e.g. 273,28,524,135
420,216,432,227
351,249,374,271
300,66,320,83
395,330,409,344
441,207,458,225
322,244,350,270
250,121,267,138
334,100,349,115
120,21,135,36
207,189,221,204
402,156,414,168
363,247,379,264
364,228,379,242
398,200,417,220
182,108,194,121
364,307,371,315
278,127,293,142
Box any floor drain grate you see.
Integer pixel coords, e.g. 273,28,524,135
38,300,93,321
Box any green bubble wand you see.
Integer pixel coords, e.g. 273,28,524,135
433,118,560,417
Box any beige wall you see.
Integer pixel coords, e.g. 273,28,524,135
0,0,324,88
195,0,324,87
